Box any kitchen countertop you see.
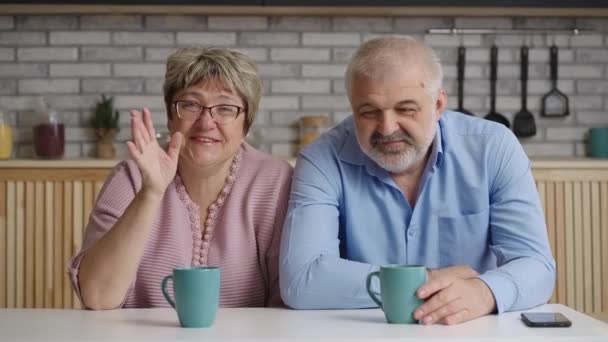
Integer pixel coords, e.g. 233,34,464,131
1,158,608,169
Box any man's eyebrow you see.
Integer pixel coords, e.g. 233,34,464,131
396,100,419,106
356,102,375,111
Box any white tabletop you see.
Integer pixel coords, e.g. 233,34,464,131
1,304,607,341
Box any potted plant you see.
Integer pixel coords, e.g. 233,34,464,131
91,94,120,159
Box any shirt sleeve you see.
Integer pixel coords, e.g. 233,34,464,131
478,129,556,313
66,160,140,309
264,163,293,307
279,152,380,309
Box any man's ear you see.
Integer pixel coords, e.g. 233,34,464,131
435,88,448,121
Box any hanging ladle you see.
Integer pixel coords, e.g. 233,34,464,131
484,45,510,128
541,44,569,117
455,45,474,116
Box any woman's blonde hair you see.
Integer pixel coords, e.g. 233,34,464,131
163,47,262,133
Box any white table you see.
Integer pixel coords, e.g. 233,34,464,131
1,304,607,341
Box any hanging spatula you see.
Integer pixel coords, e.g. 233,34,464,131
541,44,569,117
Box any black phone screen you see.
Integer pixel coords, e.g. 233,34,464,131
521,312,572,327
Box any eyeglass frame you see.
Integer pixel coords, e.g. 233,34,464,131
172,100,245,124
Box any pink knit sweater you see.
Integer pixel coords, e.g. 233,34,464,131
68,143,293,308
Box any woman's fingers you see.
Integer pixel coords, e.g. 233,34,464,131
130,110,146,153
142,107,156,143
166,132,183,160
126,141,141,160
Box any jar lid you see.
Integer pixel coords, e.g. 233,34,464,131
300,115,329,127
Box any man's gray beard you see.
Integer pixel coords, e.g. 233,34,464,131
357,130,432,174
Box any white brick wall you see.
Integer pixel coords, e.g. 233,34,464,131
0,48,13,61
0,79,15,95
0,16,13,30
1,14,606,158
50,32,110,45
113,32,174,46
82,79,143,94
208,16,268,30
0,32,46,46
0,63,47,77
17,47,78,62
270,48,330,62
145,15,207,30
177,32,236,46
239,32,299,46
271,79,330,94
302,33,360,46
19,79,79,94
82,47,142,61
50,63,110,77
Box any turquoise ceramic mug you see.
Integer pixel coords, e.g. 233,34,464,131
366,265,427,324
161,266,220,328
587,127,608,158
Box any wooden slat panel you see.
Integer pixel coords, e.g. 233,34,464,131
45,181,54,308
0,169,112,182
62,181,73,309
554,182,566,305
53,181,63,309
34,182,44,308
581,182,593,313
602,182,608,313
537,181,546,213
564,181,575,308
24,182,34,308
545,182,556,304
0,181,6,307
573,182,584,311
590,182,601,313
15,182,24,308
94,181,103,203
5,182,15,308
84,181,93,233
72,181,83,309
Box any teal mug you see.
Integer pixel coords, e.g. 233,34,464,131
366,265,427,324
161,266,220,328
587,127,608,158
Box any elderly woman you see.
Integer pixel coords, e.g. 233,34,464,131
68,47,293,309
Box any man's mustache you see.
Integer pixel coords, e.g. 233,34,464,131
370,130,414,147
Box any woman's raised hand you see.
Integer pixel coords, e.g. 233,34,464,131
126,108,183,198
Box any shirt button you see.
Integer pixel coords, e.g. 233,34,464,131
407,230,416,237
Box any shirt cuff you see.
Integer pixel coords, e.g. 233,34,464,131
477,270,519,314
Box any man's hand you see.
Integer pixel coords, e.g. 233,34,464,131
427,265,479,282
413,276,496,325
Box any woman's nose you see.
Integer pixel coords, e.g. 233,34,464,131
196,109,217,129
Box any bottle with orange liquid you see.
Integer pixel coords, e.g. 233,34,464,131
0,108,13,159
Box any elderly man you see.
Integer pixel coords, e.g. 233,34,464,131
279,36,555,325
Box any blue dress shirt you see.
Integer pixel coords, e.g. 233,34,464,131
279,111,556,313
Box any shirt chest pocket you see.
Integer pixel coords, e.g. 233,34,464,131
437,209,490,268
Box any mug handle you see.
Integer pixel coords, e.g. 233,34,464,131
161,275,176,308
366,271,382,308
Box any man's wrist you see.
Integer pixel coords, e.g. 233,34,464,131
472,277,498,314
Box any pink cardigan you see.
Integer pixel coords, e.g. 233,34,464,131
68,143,293,308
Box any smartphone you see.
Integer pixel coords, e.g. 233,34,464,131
521,312,572,327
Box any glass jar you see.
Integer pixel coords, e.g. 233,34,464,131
0,108,13,159
32,98,64,159
299,115,329,149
